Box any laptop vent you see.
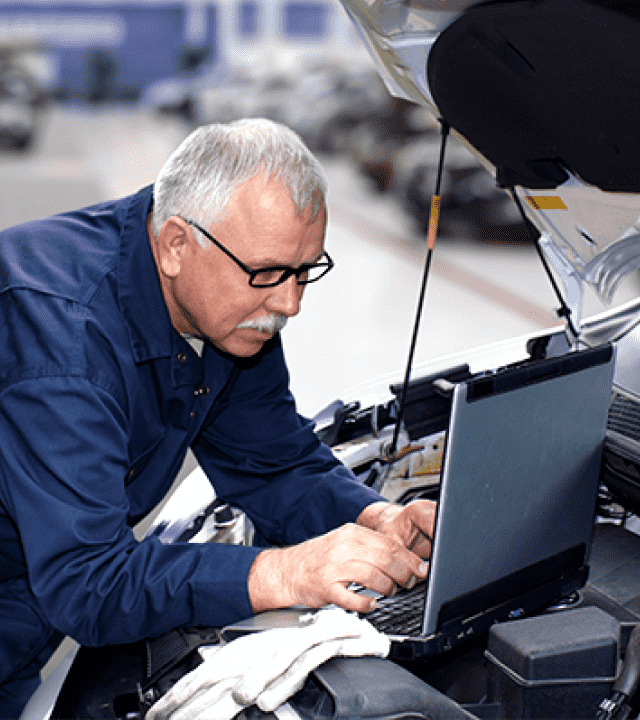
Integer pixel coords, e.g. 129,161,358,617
608,391,640,441
602,390,640,516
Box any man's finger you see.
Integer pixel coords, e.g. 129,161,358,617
407,527,433,558
329,584,379,614
353,543,429,593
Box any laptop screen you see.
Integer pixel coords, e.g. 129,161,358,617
422,344,615,637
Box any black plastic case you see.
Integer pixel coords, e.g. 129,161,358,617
485,606,619,719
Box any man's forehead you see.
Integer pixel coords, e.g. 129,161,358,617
209,180,324,260
222,172,323,225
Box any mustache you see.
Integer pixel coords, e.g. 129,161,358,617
236,314,288,334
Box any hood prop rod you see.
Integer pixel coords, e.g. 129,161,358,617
389,118,450,459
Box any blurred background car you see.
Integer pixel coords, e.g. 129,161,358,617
0,43,49,151
139,63,248,123
0,89,36,150
281,62,390,154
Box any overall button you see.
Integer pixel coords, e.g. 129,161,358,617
177,351,188,363
194,385,210,397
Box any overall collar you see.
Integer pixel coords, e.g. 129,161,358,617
117,185,175,364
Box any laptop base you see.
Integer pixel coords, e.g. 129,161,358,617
388,565,588,661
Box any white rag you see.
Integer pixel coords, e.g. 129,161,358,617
145,607,390,720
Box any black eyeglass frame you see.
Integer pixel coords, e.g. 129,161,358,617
182,218,334,288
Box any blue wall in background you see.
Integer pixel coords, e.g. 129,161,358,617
0,0,344,101
0,3,218,100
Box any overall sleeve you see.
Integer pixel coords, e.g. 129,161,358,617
0,373,263,645
192,337,382,547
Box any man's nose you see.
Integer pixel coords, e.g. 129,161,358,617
266,275,304,317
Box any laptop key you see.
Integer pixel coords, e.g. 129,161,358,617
363,582,426,636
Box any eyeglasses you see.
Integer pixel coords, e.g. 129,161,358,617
183,219,334,288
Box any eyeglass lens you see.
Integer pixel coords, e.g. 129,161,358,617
250,258,332,287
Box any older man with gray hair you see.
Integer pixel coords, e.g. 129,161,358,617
0,118,434,716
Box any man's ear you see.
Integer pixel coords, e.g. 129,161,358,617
155,217,190,278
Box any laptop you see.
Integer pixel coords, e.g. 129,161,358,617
222,344,616,660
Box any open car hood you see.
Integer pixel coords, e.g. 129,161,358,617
339,0,640,344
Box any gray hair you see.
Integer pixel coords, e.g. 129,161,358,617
151,118,327,240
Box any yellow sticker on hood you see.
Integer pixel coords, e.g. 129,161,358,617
525,196,569,210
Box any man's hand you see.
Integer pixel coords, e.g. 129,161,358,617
248,499,436,615
358,499,436,560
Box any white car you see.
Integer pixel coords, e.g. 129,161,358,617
23,1,640,718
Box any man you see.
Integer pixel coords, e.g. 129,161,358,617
0,118,435,716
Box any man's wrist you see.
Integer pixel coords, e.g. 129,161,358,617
247,548,286,614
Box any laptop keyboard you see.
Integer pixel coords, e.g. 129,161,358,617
362,582,426,636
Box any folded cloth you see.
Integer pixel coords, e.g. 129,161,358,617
145,607,390,720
